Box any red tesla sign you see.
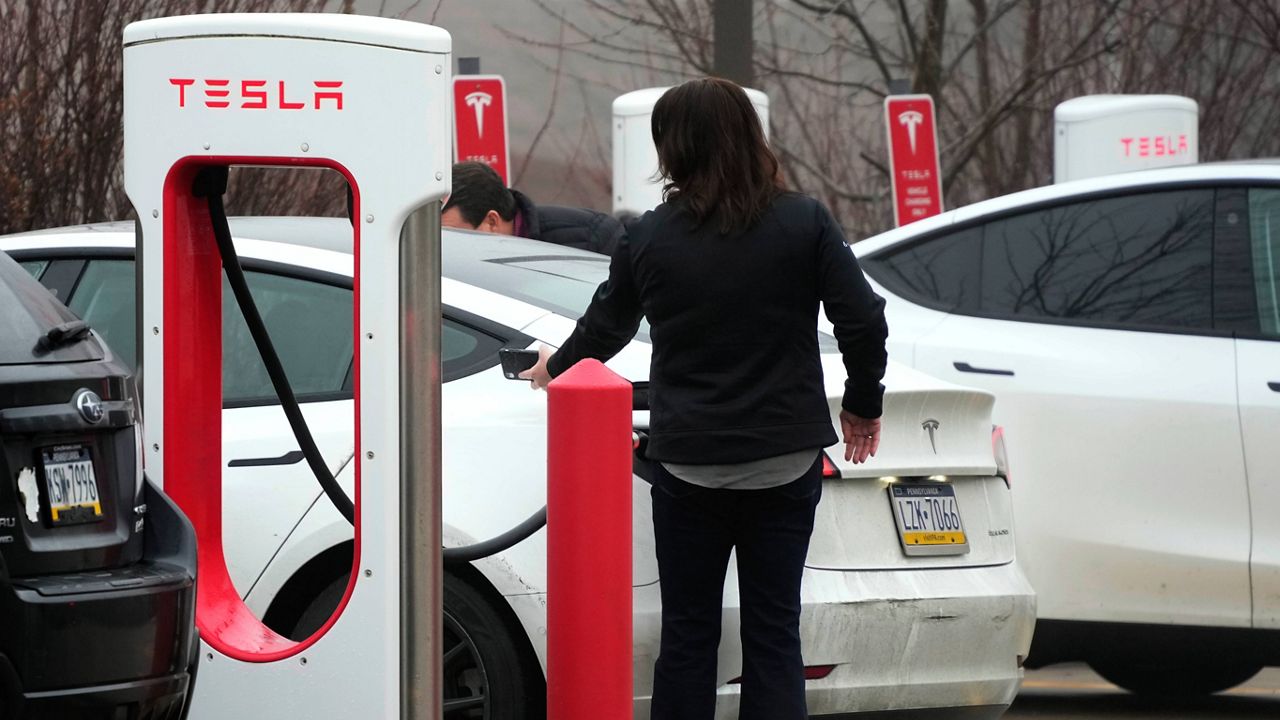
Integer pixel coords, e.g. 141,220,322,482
453,75,510,185
884,95,944,227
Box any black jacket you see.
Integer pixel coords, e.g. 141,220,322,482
547,192,889,464
512,190,624,257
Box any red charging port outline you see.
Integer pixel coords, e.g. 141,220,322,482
160,155,361,662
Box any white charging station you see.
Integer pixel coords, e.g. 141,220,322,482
612,86,769,216
123,13,450,718
1053,94,1199,183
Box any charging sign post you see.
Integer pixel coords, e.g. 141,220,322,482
884,94,944,227
123,14,450,718
453,75,510,184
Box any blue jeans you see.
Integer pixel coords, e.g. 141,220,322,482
649,456,822,720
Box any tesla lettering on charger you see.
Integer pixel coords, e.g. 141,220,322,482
169,78,344,109
453,75,510,184
884,94,944,227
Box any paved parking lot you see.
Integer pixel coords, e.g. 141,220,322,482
1008,664,1280,719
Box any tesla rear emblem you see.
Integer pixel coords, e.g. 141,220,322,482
921,418,940,453
74,389,104,424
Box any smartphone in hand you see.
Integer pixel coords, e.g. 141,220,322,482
498,348,540,380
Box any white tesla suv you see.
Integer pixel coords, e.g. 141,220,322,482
3,219,1033,718
846,161,1280,696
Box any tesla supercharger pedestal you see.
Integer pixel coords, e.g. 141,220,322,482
612,86,769,217
1053,94,1199,183
123,14,450,719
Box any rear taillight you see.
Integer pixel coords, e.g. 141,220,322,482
992,425,1011,488
820,451,840,479
728,665,835,684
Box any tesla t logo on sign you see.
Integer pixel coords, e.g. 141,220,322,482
454,76,510,185
464,92,493,136
884,95,944,227
898,110,924,153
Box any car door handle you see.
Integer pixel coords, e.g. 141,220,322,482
1269,382,1280,393
953,361,1015,377
228,450,305,468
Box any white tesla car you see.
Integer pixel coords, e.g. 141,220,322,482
3,219,1033,718
845,161,1280,696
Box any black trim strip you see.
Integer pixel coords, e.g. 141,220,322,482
229,451,305,467
954,362,1014,377
1268,382,1280,393
224,391,350,410
5,247,134,262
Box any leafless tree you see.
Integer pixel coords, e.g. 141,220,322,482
506,0,1280,238
0,0,347,235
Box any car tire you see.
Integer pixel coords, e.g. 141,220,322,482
1090,657,1262,696
290,571,545,719
443,573,545,719
289,572,349,640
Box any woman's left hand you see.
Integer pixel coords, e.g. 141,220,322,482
518,344,556,390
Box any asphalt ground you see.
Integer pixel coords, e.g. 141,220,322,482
1008,663,1280,718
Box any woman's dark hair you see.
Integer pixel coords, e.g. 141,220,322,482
651,78,783,234
443,161,517,226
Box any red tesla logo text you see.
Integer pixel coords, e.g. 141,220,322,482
1120,134,1188,158
169,79,344,110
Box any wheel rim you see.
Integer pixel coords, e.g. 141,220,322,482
442,608,490,719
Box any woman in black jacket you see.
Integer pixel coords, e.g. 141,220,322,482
522,78,888,720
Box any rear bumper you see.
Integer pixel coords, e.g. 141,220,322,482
620,560,1036,718
0,564,197,718
3,672,192,720
775,561,1035,717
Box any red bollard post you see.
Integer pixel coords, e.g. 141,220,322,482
547,359,634,720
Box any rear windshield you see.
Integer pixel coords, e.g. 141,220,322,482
460,254,619,320
442,250,651,339
0,252,103,365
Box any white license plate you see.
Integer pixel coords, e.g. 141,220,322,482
888,483,969,556
40,445,103,526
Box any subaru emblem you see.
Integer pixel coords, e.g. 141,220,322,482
74,389,105,424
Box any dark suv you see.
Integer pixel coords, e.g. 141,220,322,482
0,250,197,719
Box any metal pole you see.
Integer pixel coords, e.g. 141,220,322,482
713,0,754,88
401,202,443,720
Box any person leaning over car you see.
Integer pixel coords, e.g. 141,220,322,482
521,78,888,720
440,161,624,256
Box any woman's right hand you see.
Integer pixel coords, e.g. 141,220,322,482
839,411,880,464
517,344,556,390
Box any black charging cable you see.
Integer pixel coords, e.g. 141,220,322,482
194,167,356,525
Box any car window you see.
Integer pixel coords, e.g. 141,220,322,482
54,257,512,403
67,260,137,369
50,259,353,405
39,259,87,302
868,227,981,311
980,190,1215,330
223,271,354,405
443,318,507,376
0,252,103,365
444,321,484,363
1248,188,1280,338
19,259,49,279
